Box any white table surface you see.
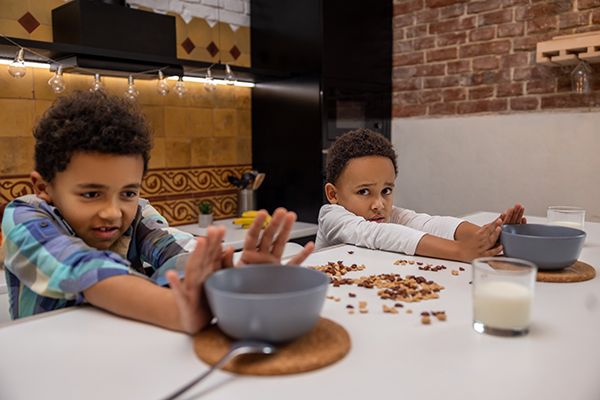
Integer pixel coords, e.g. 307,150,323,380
175,218,318,250
1,212,599,400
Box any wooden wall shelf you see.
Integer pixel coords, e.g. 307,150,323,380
536,32,600,66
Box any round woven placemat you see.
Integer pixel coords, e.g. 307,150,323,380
193,318,350,376
537,261,595,283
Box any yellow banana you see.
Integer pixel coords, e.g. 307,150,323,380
242,210,259,218
242,224,252,229
233,217,255,225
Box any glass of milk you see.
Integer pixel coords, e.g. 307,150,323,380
472,257,537,337
547,206,585,231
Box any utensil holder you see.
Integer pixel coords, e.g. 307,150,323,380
237,188,256,217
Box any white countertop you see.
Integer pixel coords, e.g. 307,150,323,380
175,218,318,250
0,212,599,400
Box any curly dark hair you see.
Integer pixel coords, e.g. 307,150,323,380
33,90,153,182
326,129,398,185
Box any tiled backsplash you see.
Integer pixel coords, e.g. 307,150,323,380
0,68,252,226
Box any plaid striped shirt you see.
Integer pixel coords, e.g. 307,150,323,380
1,195,195,319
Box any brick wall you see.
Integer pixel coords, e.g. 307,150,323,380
392,0,600,118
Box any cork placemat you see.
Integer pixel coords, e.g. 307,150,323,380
194,317,351,376
536,261,595,283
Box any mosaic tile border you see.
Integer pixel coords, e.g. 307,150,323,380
0,164,251,226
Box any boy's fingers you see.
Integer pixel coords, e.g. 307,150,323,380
222,246,235,268
270,212,297,259
166,270,187,309
242,210,269,252
258,208,287,252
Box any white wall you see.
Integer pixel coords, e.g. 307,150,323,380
392,112,600,222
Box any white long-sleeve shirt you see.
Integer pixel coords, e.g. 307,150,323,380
315,204,464,255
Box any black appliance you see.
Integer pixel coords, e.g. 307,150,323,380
251,0,392,223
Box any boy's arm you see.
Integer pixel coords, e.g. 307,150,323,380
84,226,226,334
453,204,526,242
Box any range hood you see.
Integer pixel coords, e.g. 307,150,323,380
51,0,183,78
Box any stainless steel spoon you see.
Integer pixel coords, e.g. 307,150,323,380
163,340,277,400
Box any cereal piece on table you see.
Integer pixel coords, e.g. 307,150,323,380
436,313,447,321
383,305,391,313
359,301,367,309
359,309,368,313
326,295,334,300
390,307,399,314
408,260,415,265
334,297,341,302
394,303,404,308
406,309,413,314
348,251,354,254
346,304,354,309
349,310,354,315
421,316,431,324
451,270,459,276
349,293,356,297
459,267,465,271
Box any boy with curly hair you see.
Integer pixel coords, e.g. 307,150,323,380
316,128,525,262
1,90,312,334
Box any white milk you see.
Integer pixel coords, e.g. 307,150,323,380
473,281,533,329
549,221,584,231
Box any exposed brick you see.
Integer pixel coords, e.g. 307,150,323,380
556,77,572,92
516,2,572,22
394,52,425,66
527,79,556,94
426,47,458,62
393,66,418,79
541,93,600,109
419,90,444,103
593,8,600,24
430,102,457,115
514,65,558,81
473,55,499,70
458,99,508,114
469,26,496,42
574,25,600,33
447,59,471,74
430,16,476,34
459,40,511,57
472,69,511,85
394,40,414,54
393,104,428,117
437,32,467,46
497,22,524,37
527,16,558,34
394,29,405,41
497,82,524,97
500,53,529,68
426,0,467,8
513,33,554,51
394,0,424,15
406,24,428,38
467,0,501,14
413,37,436,50
424,75,461,88
394,14,416,28
417,8,440,23
479,9,513,26
393,91,420,104
559,12,591,29
578,0,600,10
439,3,465,19
469,86,495,99
511,97,539,110
393,78,422,91
502,0,528,5
443,87,467,101
414,63,447,76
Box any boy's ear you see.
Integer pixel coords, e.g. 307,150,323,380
30,172,53,204
325,183,339,204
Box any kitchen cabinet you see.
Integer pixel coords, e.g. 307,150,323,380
251,0,392,223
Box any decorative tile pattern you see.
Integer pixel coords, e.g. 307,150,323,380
17,12,40,34
181,37,196,54
230,45,241,60
206,41,219,57
0,175,33,204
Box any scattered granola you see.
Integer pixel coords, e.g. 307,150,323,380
359,309,368,314
421,316,431,324
459,267,465,271
334,297,341,302
407,309,413,314
451,270,459,276
349,310,354,315
348,251,354,254
349,293,356,297
346,305,354,309
326,295,334,300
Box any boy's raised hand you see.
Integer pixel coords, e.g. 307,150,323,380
223,208,315,267
166,225,226,335
500,203,527,225
458,218,504,262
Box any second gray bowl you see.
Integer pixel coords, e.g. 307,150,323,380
204,264,329,343
500,224,586,270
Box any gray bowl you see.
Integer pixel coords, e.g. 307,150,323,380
204,264,329,343
500,224,586,270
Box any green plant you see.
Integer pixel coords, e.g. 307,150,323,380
198,200,214,215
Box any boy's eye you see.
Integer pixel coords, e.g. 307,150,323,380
382,188,392,195
81,192,99,198
358,189,370,196
122,191,139,198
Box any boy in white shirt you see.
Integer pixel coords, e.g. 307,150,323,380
316,129,526,263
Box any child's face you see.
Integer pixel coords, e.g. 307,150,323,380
38,152,144,250
326,155,395,222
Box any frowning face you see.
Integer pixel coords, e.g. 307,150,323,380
325,155,395,223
